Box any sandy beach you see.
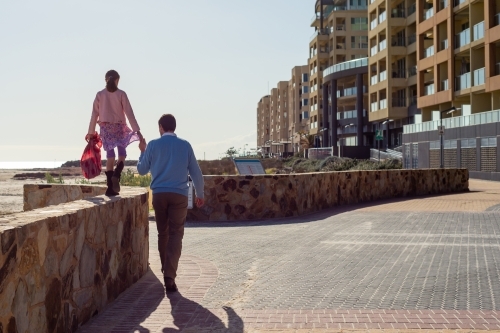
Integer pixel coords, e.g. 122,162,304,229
0,167,107,216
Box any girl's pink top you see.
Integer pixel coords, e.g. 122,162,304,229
87,88,140,134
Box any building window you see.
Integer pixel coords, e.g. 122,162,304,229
302,73,309,82
351,17,368,31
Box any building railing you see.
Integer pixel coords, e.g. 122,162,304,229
310,28,331,42
323,57,368,77
408,66,417,77
371,101,379,112
424,84,435,96
454,0,466,6
392,98,406,107
408,3,416,15
455,72,471,90
441,79,449,91
391,37,406,46
439,0,448,10
370,45,378,56
379,11,387,24
455,28,470,48
495,13,500,27
404,109,500,134
379,99,387,109
336,24,346,31
391,8,406,18
474,67,485,86
408,34,417,45
392,69,406,78
473,21,484,40
371,74,378,85
336,86,367,97
337,109,366,119
370,18,378,30
496,63,500,76
336,43,346,49
379,39,387,51
409,96,417,105
441,39,448,50
424,7,434,20
351,42,368,49
379,70,387,82
424,45,435,58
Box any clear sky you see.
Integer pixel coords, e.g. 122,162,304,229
0,0,313,162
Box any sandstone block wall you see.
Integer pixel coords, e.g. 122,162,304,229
24,184,106,212
187,169,469,221
1,187,149,333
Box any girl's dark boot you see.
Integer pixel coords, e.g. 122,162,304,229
112,161,124,193
105,171,118,196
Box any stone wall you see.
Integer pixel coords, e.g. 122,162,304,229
187,169,469,221
24,184,106,212
0,187,149,333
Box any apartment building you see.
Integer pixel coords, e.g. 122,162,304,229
310,0,370,151
402,0,500,179
288,66,310,153
368,0,419,149
256,95,270,154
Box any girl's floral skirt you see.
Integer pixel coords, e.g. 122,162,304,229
99,122,139,152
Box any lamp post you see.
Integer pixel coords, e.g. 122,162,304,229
319,128,328,147
341,123,355,158
439,106,459,168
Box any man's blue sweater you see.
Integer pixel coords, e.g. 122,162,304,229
137,133,204,199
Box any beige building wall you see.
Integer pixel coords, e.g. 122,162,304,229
256,96,270,151
288,65,310,153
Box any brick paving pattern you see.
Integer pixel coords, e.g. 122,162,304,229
77,179,500,332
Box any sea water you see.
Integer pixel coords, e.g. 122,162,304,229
0,161,67,169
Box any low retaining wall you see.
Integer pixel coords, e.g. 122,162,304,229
1,186,149,333
187,168,469,221
24,184,106,212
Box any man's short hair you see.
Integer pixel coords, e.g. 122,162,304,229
159,114,176,132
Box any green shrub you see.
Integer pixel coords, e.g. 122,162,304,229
120,169,151,187
45,172,64,184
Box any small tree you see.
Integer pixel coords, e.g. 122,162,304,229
225,147,238,158
299,134,315,151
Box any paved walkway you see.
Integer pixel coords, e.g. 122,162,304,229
77,179,500,332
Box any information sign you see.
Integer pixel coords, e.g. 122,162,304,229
233,159,266,175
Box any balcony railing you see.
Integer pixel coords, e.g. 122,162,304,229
404,109,500,134
323,58,368,77
391,8,406,18
409,95,417,105
496,63,500,76
391,37,406,47
370,45,378,56
474,67,485,86
371,101,379,112
441,39,448,51
441,79,449,91
424,7,434,20
336,86,367,98
336,24,346,31
473,21,484,40
392,98,406,107
408,34,417,45
351,42,368,49
379,70,387,82
424,84,435,96
379,11,387,24
310,28,331,42
455,28,470,48
379,39,387,51
370,18,378,30
439,0,448,10
454,0,466,6
408,3,416,16
371,74,378,85
379,99,387,109
408,66,417,77
495,13,500,27
392,69,406,78
424,45,435,58
455,72,471,90
336,43,346,49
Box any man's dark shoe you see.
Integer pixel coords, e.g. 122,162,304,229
164,277,178,293
105,171,118,196
112,161,124,193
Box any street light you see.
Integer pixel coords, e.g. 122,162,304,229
341,123,355,158
439,106,460,168
319,128,328,147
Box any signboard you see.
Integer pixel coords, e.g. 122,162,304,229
375,130,383,141
233,158,266,175
438,126,445,135
188,181,193,209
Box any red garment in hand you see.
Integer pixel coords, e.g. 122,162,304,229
81,134,102,179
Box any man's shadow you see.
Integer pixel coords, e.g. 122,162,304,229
162,292,244,333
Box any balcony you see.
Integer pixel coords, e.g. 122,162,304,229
392,69,406,78
337,86,368,98
336,24,346,31
351,42,368,49
391,8,406,18
408,3,416,16
379,99,387,109
310,28,331,42
424,45,435,58
441,39,448,50
423,7,434,20
454,0,466,6
370,101,379,112
441,79,449,91
455,29,470,48
392,98,406,107
379,39,387,51
370,45,378,56
379,70,387,82
370,18,378,30
455,72,471,90
473,67,485,86
336,43,346,50
495,13,500,27
496,63,500,76
408,34,417,45
473,21,484,40
371,74,378,85
378,11,387,24
391,37,406,47
424,84,435,96
323,58,368,77
439,0,448,10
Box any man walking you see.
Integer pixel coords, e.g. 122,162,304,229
137,114,204,293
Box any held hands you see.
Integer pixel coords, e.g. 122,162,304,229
138,138,147,152
195,197,205,208
136,131,144,140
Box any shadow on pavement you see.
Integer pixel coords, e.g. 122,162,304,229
163,292,244,332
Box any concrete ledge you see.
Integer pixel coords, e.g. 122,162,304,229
187,169,469,221
469,171,500,182
24,184,106,212
0,187,149,333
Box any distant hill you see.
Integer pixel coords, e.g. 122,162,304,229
61,160,139,167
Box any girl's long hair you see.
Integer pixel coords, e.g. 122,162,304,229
105,70,120,92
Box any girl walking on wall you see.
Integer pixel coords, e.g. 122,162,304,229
86,70,142,196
